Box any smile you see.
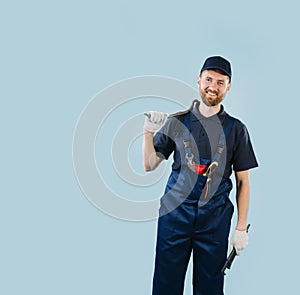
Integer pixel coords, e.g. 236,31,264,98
206,90,217,97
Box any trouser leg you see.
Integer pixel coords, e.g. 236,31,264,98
192,239,227,295
152,204,195,295
192,198,234,295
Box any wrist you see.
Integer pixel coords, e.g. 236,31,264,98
143,129,155,135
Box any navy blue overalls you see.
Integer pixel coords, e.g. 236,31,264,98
152,110,235,295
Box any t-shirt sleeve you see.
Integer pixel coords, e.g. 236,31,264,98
232,123,259,172
153,117,176,160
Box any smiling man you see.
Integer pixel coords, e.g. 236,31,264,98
142,56,258,295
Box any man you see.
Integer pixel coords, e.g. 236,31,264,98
142,56,258,295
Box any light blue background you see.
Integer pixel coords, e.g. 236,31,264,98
1,0,299,294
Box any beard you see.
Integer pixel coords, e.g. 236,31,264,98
200,89,225,107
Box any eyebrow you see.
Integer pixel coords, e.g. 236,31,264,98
205,75,226,83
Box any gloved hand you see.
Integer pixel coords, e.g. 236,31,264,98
230,229,249,256
143,111,168,133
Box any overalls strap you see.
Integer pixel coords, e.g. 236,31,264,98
183,112,193,164
182,111,234,173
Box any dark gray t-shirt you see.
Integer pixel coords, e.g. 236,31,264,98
154,102,258,179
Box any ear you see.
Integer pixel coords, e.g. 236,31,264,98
226,82,232,92
197,76,201,86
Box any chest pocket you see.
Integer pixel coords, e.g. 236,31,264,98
182,112,234,174
170,116,216,171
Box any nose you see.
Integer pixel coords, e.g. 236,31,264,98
211,80,219,88
207,80,219,92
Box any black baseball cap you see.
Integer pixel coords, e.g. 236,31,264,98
200,56,232,79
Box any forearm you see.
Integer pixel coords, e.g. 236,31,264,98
142,131,162,171
235,171,250,231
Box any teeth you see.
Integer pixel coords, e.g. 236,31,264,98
206,91,216,96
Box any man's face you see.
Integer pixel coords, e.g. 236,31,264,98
198,70,231,107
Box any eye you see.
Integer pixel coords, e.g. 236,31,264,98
218,81,224,86
206,77,212,82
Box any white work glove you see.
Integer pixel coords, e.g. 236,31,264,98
230,229,249,256
143,111,168,133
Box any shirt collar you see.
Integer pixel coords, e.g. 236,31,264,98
190,100,227,124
